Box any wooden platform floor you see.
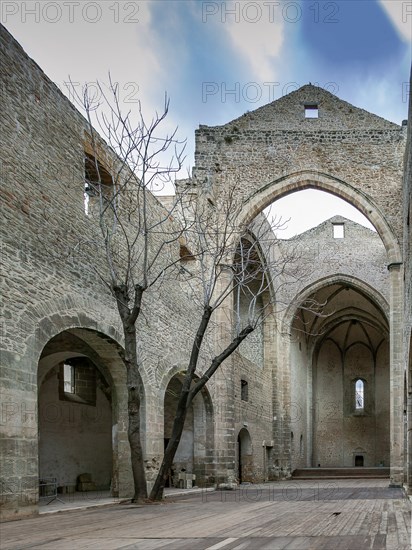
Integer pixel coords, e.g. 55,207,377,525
1,480,410,549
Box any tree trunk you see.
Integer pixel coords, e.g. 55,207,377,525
149,385,190,500
127,378,147,502
121,316,147,502
150,306,214,500
114,285,147,502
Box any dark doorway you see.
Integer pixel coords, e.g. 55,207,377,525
237,428,252,483
164,438,172,487
237,434,242,483
355,455,364,467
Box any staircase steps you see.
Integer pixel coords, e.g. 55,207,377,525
292,467,390,479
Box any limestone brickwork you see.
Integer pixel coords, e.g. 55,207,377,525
0,22,411,521
190,80,407,487
0,24,210,519
405,69,412,493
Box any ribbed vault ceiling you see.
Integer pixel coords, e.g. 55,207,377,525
293,284,388,354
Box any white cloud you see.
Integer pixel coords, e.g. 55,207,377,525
2,1,165,115
346,64,409,125
222,0,285,82
379,0,412,42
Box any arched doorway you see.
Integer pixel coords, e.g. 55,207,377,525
37,328,134,499
237,428,253,483
163,374,214,488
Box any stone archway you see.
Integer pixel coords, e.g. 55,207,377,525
0,295,143,520
37,327,141,501
239,171,401,264
21,297,150,505
162,372,215,488
285,278,390,471
236,173,403,485
38,331,113,499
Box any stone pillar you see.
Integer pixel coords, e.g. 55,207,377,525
272,328,291,478
263,301,276,480
407,335,412,494
388,263,404,487
212,266,237,487
0,354,38,521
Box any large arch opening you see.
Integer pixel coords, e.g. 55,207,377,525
289,281,389,470
264,188,375,239
240,171,401,263
235,171,402,484
37,328,137,502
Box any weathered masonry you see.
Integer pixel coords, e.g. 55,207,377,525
0,23,411,521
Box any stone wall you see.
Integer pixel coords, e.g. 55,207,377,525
276,216,389,308
0,25,212,519
313,334,389,468
405,68,412,492
189,83,404,484
281,219,390,471
192,84,405,249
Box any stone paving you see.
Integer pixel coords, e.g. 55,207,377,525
1,480,410,549
37,488,214,514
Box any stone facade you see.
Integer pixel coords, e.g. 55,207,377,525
405,69,412,493
1,23,411,521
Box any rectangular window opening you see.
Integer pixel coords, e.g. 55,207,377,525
241,379,249,401
60,360,97,405
304,104,319,118
84,152,113,215
333,223,344,239
63,363,75,394
355,379,364,410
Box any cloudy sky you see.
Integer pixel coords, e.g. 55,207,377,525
2,0,411,236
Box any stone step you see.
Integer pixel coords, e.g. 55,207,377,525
292,467,390,479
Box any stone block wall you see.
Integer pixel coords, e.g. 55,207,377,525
405,68,412,492
0,25,214,518
192,84,405,247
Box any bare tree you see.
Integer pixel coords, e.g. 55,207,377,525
149,187,309,501
71,79,188,502
70,81,318,503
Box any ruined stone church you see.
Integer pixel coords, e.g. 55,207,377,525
1,23,411,521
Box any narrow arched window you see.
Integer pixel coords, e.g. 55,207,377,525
241,379,248,401
355,379,364,410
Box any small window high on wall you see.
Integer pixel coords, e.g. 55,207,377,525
333,223,344,239
59,358,97,405
84,153,113,215
241,379,248,401
304,104,318,118
355,379,364,410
